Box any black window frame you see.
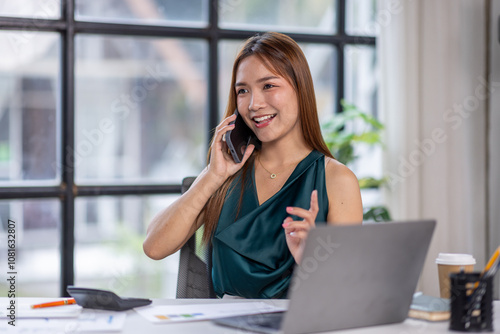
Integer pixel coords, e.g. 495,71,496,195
0,0,375,296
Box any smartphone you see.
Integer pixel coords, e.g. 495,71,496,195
226,109,257,163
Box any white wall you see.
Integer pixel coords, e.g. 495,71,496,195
379,0,491,297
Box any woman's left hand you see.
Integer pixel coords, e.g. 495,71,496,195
282,190,319,264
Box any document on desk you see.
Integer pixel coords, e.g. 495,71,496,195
136,301,286,324
0,311,126,332
0,299,82,318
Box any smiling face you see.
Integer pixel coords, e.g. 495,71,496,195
235,55,302,145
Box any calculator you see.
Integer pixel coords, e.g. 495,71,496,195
67,286,152,311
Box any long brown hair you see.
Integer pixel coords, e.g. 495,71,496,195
201,31,333,243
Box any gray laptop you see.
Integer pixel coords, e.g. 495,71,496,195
213,220,436,334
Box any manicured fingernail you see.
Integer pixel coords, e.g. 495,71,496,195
290,232,296,236
282,221,289,227
286,207,293,212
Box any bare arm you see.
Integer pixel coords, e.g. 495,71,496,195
143,168,223,260
143,114,255,260
282,158,363,263
325,158,363,225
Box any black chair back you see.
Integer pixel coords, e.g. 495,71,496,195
176,177,215,298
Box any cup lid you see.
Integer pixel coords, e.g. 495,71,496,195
435,253,476,265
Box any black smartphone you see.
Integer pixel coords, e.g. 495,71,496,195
226,109,257,163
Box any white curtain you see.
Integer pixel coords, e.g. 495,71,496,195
378,0,488,296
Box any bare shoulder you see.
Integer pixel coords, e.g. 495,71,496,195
324,157,363,224
324,157,359,187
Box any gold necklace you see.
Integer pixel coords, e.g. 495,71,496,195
257,151,312,179
258,155,279,179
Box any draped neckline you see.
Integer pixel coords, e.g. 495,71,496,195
212,149,328,298
252,150,316,206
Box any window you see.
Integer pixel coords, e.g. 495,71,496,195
0,0,377,298
74,35,208,184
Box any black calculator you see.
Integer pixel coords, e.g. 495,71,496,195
67,286,152,311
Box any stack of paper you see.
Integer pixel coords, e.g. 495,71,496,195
136,301,286,323
0,299,126,332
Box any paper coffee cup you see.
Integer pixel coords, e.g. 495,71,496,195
436,253,476,298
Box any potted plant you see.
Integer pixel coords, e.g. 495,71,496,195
321,101,391,222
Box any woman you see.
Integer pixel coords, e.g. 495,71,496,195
143,32,363,299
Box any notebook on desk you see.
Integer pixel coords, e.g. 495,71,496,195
213,220,436,334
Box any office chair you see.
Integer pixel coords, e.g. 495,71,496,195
176,176,216,298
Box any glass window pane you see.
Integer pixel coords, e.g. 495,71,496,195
219,40,337,120
0,31,60,185
344,45,381,207
346,0,379,36
219,0,336,34
75,0,208,28
0,199,61,297
304,43,337,120
218,40,241,118
75,195,179,298
75,35,208,184
344,45,377,117
0,0,61,19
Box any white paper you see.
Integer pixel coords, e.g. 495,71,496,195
0,299,82,318
135,302,286,324
70,311,127,332
0,311,126,333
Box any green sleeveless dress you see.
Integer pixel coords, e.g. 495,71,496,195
212,150,329,299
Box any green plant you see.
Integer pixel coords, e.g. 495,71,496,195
321,101,392,222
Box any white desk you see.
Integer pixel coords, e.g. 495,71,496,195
2,298,499,333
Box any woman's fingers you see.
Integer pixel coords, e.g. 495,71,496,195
285,190,319,224
309,189,319,215
282,218,311,242
212,114,236,147
283,190,320,239
287,230,309,240
211,114,240,162
285,207,315,225
283,191,319,264
282,219,310,232
208,114,258,180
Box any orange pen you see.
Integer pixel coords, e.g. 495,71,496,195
471,246,500,290
31,298,76,309
482,246,500,276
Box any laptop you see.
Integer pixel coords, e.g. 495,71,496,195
213,220,436,334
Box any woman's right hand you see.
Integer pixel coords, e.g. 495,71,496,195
207,114,255,182
144,114,255,260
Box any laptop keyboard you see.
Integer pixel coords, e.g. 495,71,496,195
244,312,284,330
214,311,285,333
